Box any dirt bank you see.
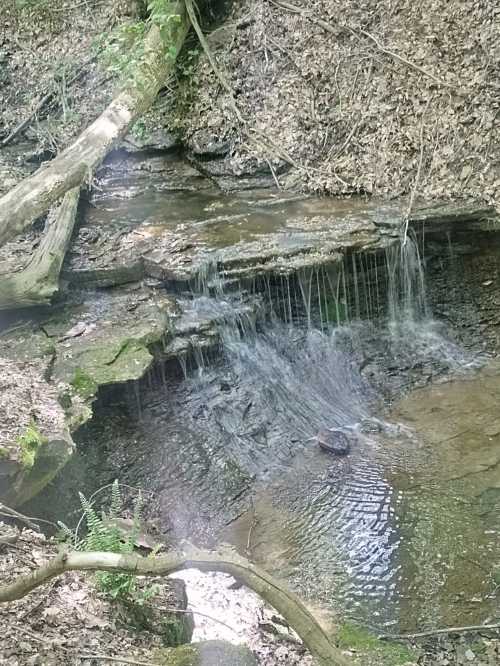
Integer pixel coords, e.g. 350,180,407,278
180,0,499,204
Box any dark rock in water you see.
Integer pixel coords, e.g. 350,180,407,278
316,428,351,455
360,418,384,433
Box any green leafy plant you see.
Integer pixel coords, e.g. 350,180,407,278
58,480,144,600
16,421,48,469
94,0,186,84
131,119,148,141
94,21,147,82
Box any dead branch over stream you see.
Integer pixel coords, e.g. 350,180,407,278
0,547,352,666
0,188,79,310
0,1,190,247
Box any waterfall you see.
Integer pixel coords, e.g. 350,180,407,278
386,230,428,325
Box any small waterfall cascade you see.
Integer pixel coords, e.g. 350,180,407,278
386,229,428,326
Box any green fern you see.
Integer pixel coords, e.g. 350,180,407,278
109,479,122,519
63,481,146,600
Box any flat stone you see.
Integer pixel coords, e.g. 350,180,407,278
154,640,257,665
121,128,180,154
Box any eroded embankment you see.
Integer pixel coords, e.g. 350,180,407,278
179,0,499,204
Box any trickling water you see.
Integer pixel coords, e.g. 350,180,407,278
386,233,428,325
27,180,500,635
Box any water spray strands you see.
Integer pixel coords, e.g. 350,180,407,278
386,233,428,325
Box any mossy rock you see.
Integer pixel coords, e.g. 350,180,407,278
0,432,74,508
16,421,48,469
336,623,417,665
154,640,257,666
123,579,193,647
70,367,99,400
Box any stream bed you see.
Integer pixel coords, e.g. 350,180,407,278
24,153,500,639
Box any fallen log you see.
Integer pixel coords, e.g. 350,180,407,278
0,547,352,666
0,1,190,246
0,188,79,310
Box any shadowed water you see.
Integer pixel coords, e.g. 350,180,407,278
35,301,496,632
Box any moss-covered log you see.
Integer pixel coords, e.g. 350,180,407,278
0,188,79,310
0,547,352,666
0,2,190,246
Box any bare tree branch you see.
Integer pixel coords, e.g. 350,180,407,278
0,547,352,666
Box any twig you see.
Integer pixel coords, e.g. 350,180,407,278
379,623,500,641
1,59,93,148
79,656,152,666
268,0,459,92
245,501,259,558
188,0,350,188
265,158,281,189
0,550,350,666
178,605,238,634
358,28,454,90
402,96,433,245
328,119,362,161
16,625,70,651
185,0,244,123
0,503,57,531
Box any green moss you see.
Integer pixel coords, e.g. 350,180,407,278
16,421,48,469
337,623,416,665
470,639,487,655
155,641,256,666
0,445,9,460
70,367,98,399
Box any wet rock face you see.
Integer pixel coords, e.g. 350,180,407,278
121,128,180,154
0,283,176,506
316,428,351,455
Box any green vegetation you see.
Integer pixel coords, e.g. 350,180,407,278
94,20,147,82
94,0,185,85
16,421,48,469
0,445,10,460
337,623,417,665
70,367,98,399
131,118,149,141
58,481,150,601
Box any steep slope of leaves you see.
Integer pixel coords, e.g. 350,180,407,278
182,0,499,203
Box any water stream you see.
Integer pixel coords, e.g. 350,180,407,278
28,159,500,636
